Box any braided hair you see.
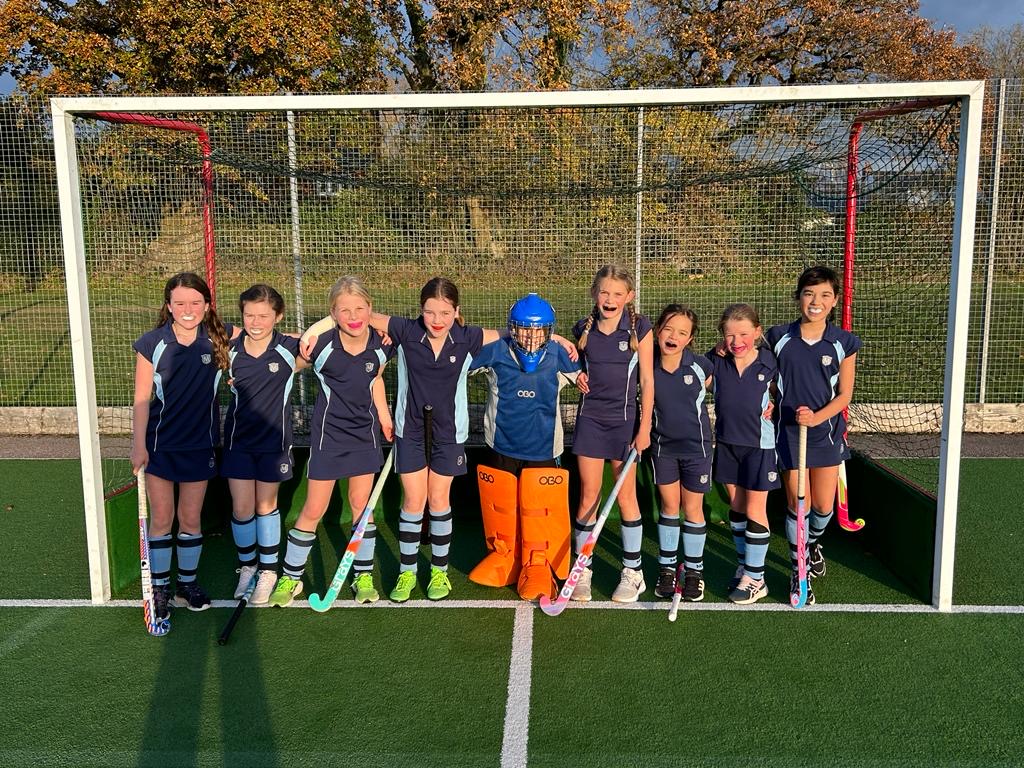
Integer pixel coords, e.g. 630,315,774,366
579,264,638,352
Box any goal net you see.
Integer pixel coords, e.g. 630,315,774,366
51,85,982,606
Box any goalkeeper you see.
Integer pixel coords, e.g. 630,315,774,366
468,293,584,600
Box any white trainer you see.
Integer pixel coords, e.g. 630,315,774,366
233,564,258,599
611,567,646,603
249,570,278,606
570,567,593,602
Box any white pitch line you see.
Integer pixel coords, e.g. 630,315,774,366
500,604,533,768
1,598,1022,613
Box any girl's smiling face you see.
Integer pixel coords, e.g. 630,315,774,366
422,297,459,339
332,292,372,338
799,282,838,324
167,286,207,331
723,318,761,358
593,278,633,321
657,313,694,358
241,300,282,341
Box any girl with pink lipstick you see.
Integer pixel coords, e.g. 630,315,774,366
221,284,309,607
268,276,394,607
765,265,861,606
569,264,654,604
131,272,234,620
705,303,779,605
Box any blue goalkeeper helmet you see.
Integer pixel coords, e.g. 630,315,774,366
508,293,555,373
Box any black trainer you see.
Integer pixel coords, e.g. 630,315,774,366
682,569,705,602
728,565,744,592
789,571,816,606
173,581,211,611
153,584,173,621
654,566,677,598
808,543,826,579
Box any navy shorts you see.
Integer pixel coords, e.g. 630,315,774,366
713,441,780,492
146,448,217,483
221,447,294,482
572,415,635,461
776,423,850,470
308,445,383,481
394,435,467,476
650,454,713,494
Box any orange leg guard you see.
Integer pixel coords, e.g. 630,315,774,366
517,468,571,600
468,466,520,587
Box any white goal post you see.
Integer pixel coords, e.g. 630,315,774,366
51,81,985,611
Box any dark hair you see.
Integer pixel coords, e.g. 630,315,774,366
655,303,699,344
239,284,285,316
157,271,230,371
794,265,842,322
717,303,763,347
420,276,464,326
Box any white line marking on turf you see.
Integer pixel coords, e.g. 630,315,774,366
1,598,1022,613
500,604,533,768
0,609,60,659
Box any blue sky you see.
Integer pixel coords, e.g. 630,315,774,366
919,0,1024,35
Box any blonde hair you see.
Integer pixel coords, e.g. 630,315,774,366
717,303,763,346
578,264,638,352
328,275,372,312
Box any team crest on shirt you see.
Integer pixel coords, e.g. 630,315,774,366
683,375,694,385
618,341,628,352
365,362,374,373
758,373,765,381
280,463,289,474
201,353,212,365
208,458,216,468
449,355,457,363
821,355,833,366
768,471,778,482
268,362,279,373
700,474,709,484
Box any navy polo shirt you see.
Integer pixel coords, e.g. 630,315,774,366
572,312,653,425
470,339,580,461
223,330,301,452
133,322,231,452
388,316,485,445
706,345,777,449
309,329,394,451
651,349,713,458
766,320,862,431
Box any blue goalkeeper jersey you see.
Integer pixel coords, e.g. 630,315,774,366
470,339,580,461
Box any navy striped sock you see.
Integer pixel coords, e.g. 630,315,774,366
729,509,747,567
657,513,680,566
621,518,643,570
398,510,421,573
574,519,596,567
682,521,707,572
256,510,281,571
809,507,833,545
231,514,257,567
429,508,453,571
149,534,173,586
176,532,203,584
743,520,770,581
282,528,316,579
354,522,377,575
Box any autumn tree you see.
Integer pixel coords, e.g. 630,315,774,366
597,0,987,88
968,23,1024,79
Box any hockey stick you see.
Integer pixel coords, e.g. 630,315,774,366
836,424,864,532
217,569,256,645
539,448,638,617
667,561,685,623
137,468,170,637
308,448,394,612
419,404,433,545
791,425,810,609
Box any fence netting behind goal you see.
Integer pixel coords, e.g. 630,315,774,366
69,98,962,499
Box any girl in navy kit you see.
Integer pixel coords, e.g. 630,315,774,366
765,265,861,605
269,276,394,607
707,303,778,605
570,264,654,604
222,284,308,606
131,272,233,620
649,305,713,603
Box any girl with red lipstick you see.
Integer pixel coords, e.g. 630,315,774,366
705,303,779,605
269,276,394,607
765,265,861,606
569,264,654,604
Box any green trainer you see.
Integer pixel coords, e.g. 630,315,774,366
389,570,417,603
268,575,303,607
426,567,452,601
352,572,380,604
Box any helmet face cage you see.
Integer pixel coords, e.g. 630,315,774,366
507,293,555,372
